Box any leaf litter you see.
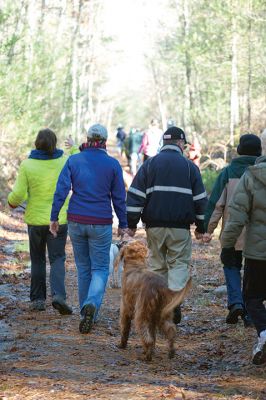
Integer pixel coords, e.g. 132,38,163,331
0,210,265,400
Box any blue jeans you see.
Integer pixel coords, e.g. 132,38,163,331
222,250,244,309
68,222,112,317
28,224,67,301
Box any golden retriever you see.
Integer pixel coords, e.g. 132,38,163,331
115,240,191,361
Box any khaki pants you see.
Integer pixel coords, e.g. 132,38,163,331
146,227,191,291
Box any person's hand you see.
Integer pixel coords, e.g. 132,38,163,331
64,135,74,149
117,227,128,238
127,228,137,237
194,230,204,240
50,221,59,237
202,233,212,243
8,202,17,209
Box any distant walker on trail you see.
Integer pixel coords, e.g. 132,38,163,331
139,118,163,162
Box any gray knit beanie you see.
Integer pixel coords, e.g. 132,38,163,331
87,124,108,140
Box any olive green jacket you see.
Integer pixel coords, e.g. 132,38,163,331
221,156,266,260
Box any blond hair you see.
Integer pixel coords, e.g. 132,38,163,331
261,129,266,156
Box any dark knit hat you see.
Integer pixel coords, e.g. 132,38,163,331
163,127,187,144
237,134,262,157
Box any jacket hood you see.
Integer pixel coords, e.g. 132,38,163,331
29,149,64,160
249,155,266,185
229,155,257,178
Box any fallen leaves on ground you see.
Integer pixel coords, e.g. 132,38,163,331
0,209,265,400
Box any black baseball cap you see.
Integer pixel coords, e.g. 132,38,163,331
163,127,187,144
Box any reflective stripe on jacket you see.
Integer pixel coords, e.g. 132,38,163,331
127,144,207,231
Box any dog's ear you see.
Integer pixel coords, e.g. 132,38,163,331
114,247,125,271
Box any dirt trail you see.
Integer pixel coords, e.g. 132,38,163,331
1,145,266,400
0,209,266,400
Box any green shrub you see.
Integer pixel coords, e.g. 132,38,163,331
201,168,221,194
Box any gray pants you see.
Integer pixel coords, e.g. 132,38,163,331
146,227,191,291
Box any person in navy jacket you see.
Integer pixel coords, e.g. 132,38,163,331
127,126,207,324
50,124,127,334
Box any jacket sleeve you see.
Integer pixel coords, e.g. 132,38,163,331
126,163,147,229
8,162,28,207
50,159,72,221
221,173,252,248
111,163,128,228
204,168,228,234
69,145,80,155
190,163,208,233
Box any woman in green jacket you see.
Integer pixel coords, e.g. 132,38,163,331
8,129,72,314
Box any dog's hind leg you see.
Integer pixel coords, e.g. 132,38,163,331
119,302,132,349
161,319,176,359
137,323,156,362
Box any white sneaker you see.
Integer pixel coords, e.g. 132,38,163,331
252,330,266,365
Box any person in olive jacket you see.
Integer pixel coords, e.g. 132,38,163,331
8,129,72,315
205,134,262,326
221,130,266,366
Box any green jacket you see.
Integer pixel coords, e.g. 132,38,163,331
128,131,143,154
204,156,257,250
221,156,266,260
8,152,68,225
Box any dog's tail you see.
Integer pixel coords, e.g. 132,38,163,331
161,277,192,319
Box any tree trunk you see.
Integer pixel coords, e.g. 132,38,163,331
230,16,239,146
71,0,83,142
182,0,195,133
247,0,252,130
150,60,167,131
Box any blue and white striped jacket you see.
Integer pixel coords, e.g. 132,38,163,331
127,145,207,232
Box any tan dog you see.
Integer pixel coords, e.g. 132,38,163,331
115,240,191,361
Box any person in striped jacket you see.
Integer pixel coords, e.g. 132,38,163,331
127,126,207,324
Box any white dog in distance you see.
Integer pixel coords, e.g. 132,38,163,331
108,242,125,288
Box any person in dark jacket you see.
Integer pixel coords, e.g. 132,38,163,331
127,126,207,324
204,134,262,327
50,124,127,334
116,125,127,156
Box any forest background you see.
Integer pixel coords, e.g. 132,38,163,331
0,0,265,202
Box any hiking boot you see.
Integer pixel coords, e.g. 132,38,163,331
52,295,73,315
173,306,182,325
30,300,46,311
252,330,266,365
79,303,96,334
226,304,244,324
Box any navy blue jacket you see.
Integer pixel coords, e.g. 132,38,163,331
51,148,127,228
127,144,207,232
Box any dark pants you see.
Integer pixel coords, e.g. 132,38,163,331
243,258,266,336
28,224,67,302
